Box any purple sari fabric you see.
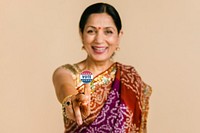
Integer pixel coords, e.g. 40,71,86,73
76,76,126,133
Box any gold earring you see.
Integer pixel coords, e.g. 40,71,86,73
116,47,120,51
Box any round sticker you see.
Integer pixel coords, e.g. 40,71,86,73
80,70,93,84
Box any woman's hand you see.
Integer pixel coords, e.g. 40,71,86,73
64,84,91,125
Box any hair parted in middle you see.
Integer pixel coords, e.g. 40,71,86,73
79,3,122,34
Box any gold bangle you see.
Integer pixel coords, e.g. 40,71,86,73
62,95,73,117
62,95,73,105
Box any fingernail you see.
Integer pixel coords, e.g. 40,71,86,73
77,119,83,125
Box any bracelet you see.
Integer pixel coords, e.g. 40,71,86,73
62,95,73,117
62,95,73,105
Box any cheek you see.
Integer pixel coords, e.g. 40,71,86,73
108,37,119,46
83,35,94,44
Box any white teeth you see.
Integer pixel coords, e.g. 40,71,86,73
93,47,106,52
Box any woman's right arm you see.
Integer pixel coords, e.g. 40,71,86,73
52,67,78,103
52,66,91,125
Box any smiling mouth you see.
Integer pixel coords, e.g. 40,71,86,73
92,46,107,54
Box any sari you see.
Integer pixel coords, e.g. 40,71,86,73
62,62,152,133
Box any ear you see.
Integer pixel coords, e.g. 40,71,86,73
79,30,84,43
117,29,123,46
118,29,123,38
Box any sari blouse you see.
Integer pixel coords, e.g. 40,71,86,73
62,62,152,133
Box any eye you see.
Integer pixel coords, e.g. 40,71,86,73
105,30,113,35
87,30,93,33
86,29,96,35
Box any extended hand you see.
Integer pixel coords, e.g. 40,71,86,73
64,84,91,125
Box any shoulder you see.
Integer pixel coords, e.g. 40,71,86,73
117,62,145,86
118,62,152,94
62,64,79,76
118,62,152,96
53,64,77,83
116,62,138,75
116,62,135,69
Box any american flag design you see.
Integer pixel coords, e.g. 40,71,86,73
80,70,93,84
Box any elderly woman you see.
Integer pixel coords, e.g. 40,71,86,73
53,2,152,133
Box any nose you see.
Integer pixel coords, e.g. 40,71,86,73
94,31,104,44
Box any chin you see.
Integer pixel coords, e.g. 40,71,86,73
91,57,111,62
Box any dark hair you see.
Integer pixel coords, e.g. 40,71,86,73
79,3,122,34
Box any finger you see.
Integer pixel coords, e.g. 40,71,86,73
80,103,91,119
75,93,89,106
72,97,83,125
65,103,75,120
84,84,91,97
75,93,91,119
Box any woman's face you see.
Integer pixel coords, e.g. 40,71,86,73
80,13,122,62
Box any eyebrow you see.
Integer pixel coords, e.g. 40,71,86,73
85,26,115,30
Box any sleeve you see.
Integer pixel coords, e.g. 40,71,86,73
62,64,80,87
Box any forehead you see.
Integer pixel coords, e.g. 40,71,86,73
85,13,116,28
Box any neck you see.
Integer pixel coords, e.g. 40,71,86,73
83,58,114,76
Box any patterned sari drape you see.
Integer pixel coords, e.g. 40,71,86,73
63,62,152,133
